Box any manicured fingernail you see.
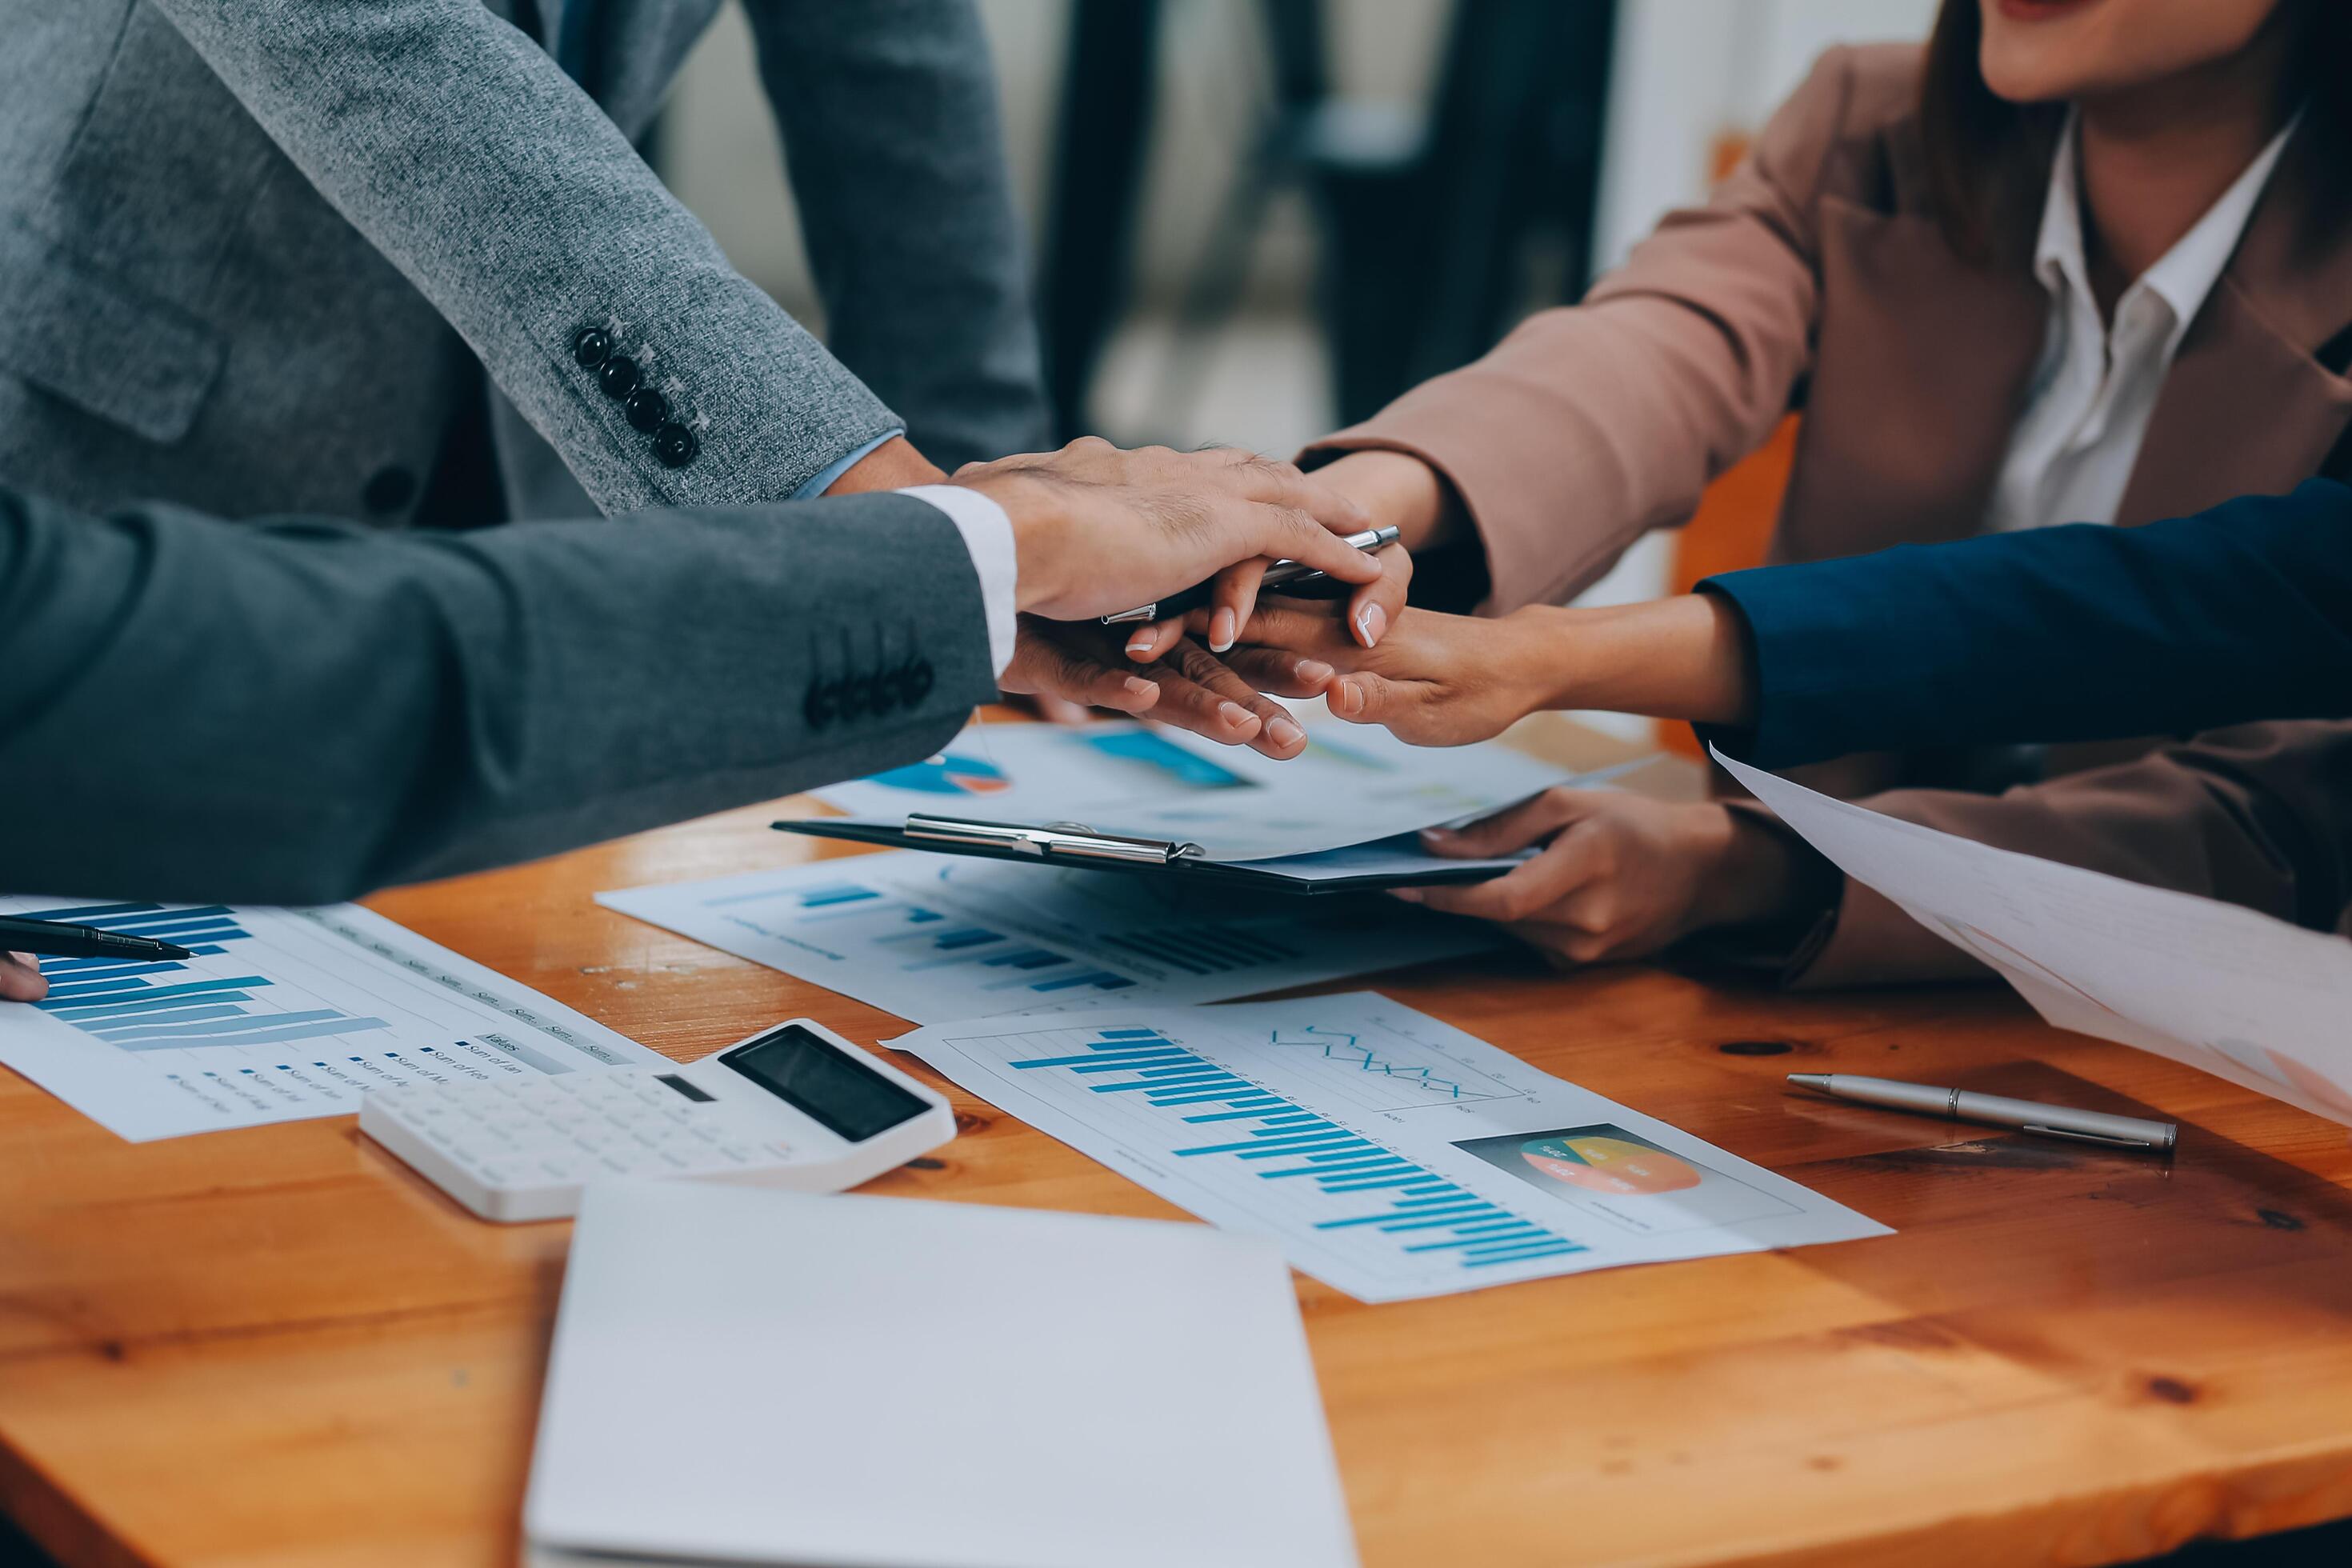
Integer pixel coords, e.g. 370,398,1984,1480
1266,717,1306,750
1126,635,1154,657
1218,701,1258,731
1390,888,1424,903
1337,681,1363,715
1297,659,1334,684
1357,604,1387,647
1421,826,1454,843
1210,608,1238,652
1123,676,1156,698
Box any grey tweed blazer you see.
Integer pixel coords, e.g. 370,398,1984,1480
0,0,1048,526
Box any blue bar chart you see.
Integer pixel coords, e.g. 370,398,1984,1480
716,874,1145,1000
1011,1030,1584,1272
896,994,1887,1302
23,902,394,1053
0,898,662,1140
600,852,1495,1023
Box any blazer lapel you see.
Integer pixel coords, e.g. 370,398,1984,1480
2117,129,2352,525
1776,197,2049,562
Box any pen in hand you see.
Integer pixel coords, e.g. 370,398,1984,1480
0,914,194,964
1100,526,1399,626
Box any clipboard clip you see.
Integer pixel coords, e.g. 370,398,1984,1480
905,814,1200,866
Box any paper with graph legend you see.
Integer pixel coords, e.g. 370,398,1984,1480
893,993,1886,1302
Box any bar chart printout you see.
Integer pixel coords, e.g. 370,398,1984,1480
894,994,1888,1302
598,854,1497,1024
0,898,663,1141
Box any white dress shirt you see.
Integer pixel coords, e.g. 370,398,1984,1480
1984,112,2298,534
900,483,1018,678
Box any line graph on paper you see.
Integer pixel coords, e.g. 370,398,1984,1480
1266,1024,1518,1114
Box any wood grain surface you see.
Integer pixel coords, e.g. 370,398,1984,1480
5,731,2351,1568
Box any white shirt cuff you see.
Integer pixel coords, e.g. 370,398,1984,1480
899,483,1017,679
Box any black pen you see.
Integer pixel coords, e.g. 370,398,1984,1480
0,915,194,962
1100,525,1399,626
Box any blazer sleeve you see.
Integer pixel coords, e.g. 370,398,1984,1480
745,0,1051,470
1298,46,1869,613
0,488,999,906
1782,722,2352,988
1699,480,2352,768
149,0,901,514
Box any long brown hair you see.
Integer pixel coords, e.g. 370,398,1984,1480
1918,0,2352,264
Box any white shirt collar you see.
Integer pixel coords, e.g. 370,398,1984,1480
2033,108,2300,356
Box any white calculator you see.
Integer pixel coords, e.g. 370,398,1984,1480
359,1018,955,1222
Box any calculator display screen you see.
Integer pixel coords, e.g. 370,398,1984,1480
719,1026,929,1142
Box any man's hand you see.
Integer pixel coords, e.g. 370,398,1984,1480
954,439,1382,623
0,952,49,1002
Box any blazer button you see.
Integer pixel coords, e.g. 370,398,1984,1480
624,388,670,434
572,326,612,368
598,356,641,399
904,658,934,706
803,680,836,730
653,422,699,469
867,674,900,716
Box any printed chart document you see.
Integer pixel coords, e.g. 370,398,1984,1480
599,853,1499,1024
1717,748,2352,1126
0,897,662,1141
809,713,1595,862
891,993,1886,1302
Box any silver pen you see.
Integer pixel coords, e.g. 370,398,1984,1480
1787,1073,2177,1151
1099,525,1400,626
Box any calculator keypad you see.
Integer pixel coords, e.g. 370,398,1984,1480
376,1073,787,1188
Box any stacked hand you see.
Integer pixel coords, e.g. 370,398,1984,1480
947,437,1810,971
950,439,1394,758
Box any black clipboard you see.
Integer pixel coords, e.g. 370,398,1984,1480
771,814,1516,896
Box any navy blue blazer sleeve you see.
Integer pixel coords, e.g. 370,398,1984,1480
1695,479,2352,769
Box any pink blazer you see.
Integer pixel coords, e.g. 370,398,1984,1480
1306,44,2352,985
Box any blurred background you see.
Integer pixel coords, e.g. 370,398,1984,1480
658,0,1940,740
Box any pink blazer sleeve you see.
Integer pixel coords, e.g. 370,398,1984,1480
1300,47,1882,611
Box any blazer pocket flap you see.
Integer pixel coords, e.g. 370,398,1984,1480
0,216,224,444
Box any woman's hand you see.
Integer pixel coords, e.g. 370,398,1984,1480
0,951,49,1002
1186,600,1561,746
1118,538,1415,664
1392,790,1810,966
1309,450,1458,553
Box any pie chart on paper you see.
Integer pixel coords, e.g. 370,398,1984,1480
863,751,1014,797
1518,1133,1702,1195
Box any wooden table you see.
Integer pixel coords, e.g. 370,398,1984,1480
6,758,2352,1567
